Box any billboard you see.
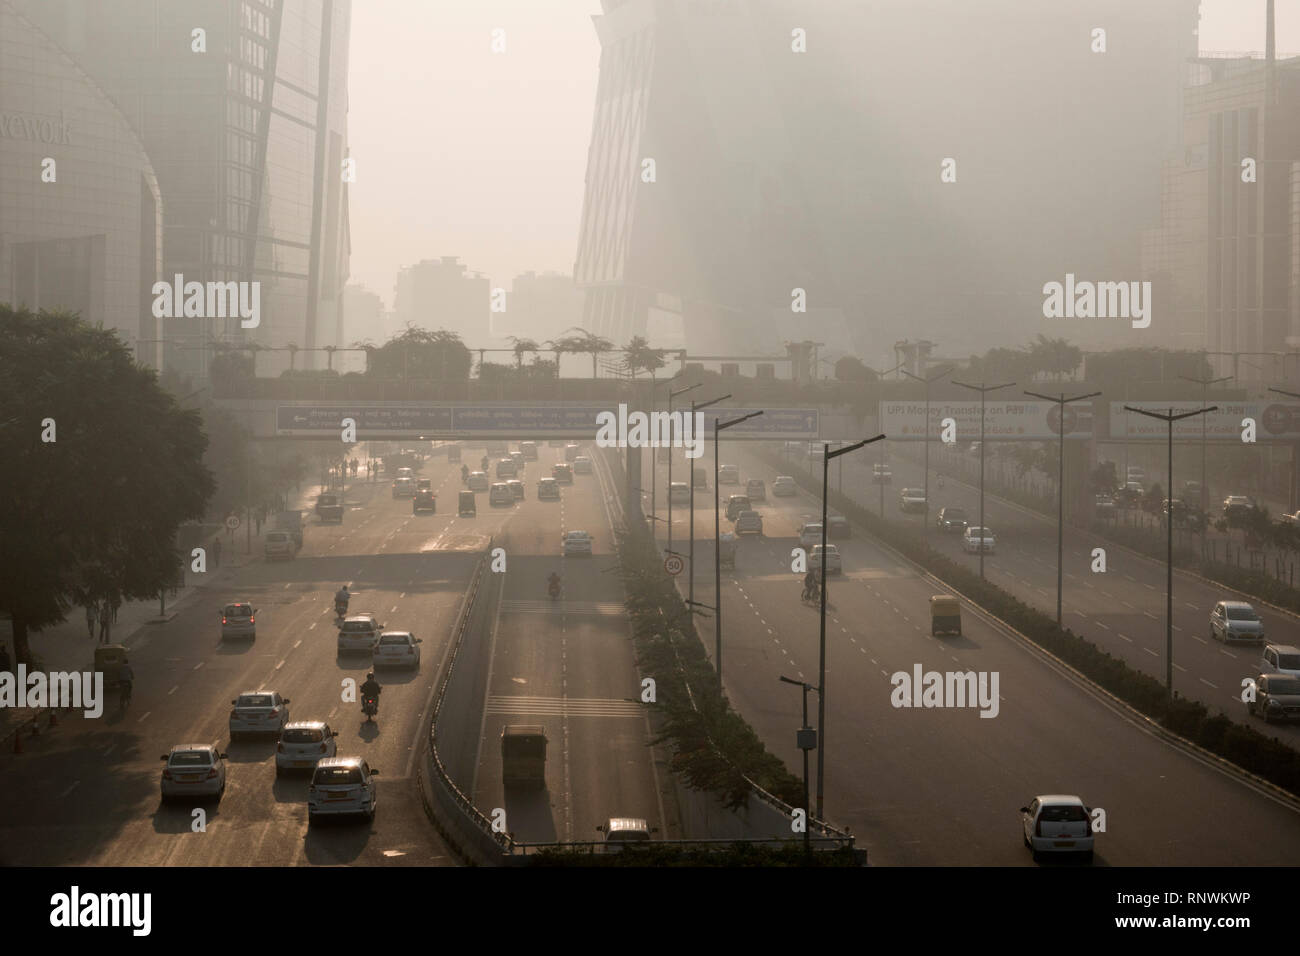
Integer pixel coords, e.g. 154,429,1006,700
275,404,819,439
1109,402,1300,441
879,401,1093,441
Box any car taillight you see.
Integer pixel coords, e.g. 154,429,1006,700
222,617,228,624
162,768,172,780
268,708,279,717
206,768,219,779
249,617,254,624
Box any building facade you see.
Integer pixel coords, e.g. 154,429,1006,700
393,256,490,346
0,0,163,362
13,0,352,379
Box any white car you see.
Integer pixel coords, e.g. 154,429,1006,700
1019,794,1094,863
872,464,892,484
467,471,490,491
563,530,593,556
308,757,379,824
507,479,525,500
489,482,514,506
229,690,290,740
275,721,338,775
573,456,593,474
1210,601,1264,643
899,488,927,513
160,744,227,802
264,530,295,561
718,464,739,485
337,614,383,654
391,477,414,499
799,522,823,549
772,476,797,497
963,526,996,553
1260,643,1300,677
496,458,518,479
668,482,690,504
809,544,842,574
374,631,422,670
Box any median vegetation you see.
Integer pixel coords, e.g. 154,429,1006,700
615,518,805,809
755,448,1300,799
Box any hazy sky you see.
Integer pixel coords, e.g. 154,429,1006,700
347,0,1300,308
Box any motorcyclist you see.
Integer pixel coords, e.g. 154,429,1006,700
547,571,561,596
802,570,819,601
118,659,135,707
480,455,489,472
461,463,469,482
360,671,382,714
334,585,350,616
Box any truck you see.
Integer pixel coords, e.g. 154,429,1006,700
272,510,305,551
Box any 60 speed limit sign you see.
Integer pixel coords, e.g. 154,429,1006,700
225,515,241,530
663,554,684,576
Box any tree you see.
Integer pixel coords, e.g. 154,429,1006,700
622,335,665,381
834,356,874,383
507,336,538,370
0,306,215,663
365,326,472,380
556,326,614,379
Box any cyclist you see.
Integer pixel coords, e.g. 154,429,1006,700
118,659,135,708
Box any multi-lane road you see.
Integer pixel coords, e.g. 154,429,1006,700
641,442,1300,865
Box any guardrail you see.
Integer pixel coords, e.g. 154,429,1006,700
512,836,855,856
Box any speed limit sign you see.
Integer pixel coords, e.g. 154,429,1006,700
225,515,240,530
663,554,684,576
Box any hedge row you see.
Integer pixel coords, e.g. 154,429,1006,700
755,448,1300,798
613,517,806,811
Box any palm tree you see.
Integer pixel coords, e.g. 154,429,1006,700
622,335,665,381
507,336,539,370
557,326,614,380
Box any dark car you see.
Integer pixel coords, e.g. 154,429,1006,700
936,507,968,533
413,489,437,514
315,493,344,523
826,513,851,538
1248,674,1300,723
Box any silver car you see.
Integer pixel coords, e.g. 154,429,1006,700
161,744,227,801
220,602,257,640
337,614,383,654
308,757,379,823
809,544,842,574
1019,794,1094,863
275,721,338,775
1210,601,1264,643
772,476,797,497
229,691,290,740
1260,643,1300,677
374,631,422,670
734,510,764,535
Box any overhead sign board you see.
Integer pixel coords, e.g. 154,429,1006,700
879,401,1093,441
1110,401,1300,441
275,404,819,440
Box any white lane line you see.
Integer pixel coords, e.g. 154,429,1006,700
1096,622,1110,630
275,659,286,670
137,711,151,723
1174,663,1187,672
1143,612,1158,620
293,639,302,649
193,662,203,671
1192,636,1208,645
167,685,178,696
1220,649,1237,659
1184,602,1199,611
1142,648,1158,658
1200,678,1219,689
58,781,79,799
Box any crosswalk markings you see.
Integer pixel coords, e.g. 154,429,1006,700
502,600,625,616
486,695,643,717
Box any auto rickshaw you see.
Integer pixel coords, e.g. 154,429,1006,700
929,595,962,637
718,532,737,570
94,643,129,687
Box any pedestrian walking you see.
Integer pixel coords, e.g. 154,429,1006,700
98,602,112,643
213,535,222,568
85,602,96,640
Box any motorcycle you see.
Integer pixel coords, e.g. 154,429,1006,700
334,600,349,620
362,695,378,721
800,582,820,603
548,579,561,601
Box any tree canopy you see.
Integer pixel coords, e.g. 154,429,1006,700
365,325,472,380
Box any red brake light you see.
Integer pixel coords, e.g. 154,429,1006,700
249,617,254,624
206,768,219,779
222,617,228,624
162,768,172,780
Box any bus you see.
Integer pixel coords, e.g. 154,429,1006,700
501,725,547,790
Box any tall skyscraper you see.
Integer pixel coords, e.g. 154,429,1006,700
13,0,352,379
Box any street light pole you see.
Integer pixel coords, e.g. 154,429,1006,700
816,433,885,819
666,383,700,553
779,674,817,855
1024,390,1102,623
648,372,686,541
1125,404,1216,694
953,380,1017,578
714,411,763,693
1180,373,1232,538
901,366,951,537
689,395,729,611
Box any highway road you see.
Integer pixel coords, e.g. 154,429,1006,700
469,443,670,845
824,440,1300,750
640,442,1300,865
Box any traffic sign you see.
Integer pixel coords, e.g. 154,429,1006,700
664,554,684,576
225,515,240,530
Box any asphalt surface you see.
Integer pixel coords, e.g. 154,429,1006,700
470,445,668,846
0,460,485,866
639,442,1300,865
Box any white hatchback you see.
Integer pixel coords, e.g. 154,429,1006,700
308,757,379,823
1019,794,1094,863
229,691,290,740
275,721,338,775
374,631,422,670
160,744,227,802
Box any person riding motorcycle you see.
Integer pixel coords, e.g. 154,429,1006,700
461,463,469,483
334,585,350,614
360,671,382,716
480,455,489,472
547,571,561,598
802,570,819,601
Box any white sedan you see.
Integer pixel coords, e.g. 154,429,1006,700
373,631,422,669
160,744,227,802
276,721,338,775
962,526,996,553
1019,794,1094,863
563,530,593,556
809,544,842,574
229,691,290,740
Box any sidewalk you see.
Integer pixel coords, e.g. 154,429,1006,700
0,481,336,752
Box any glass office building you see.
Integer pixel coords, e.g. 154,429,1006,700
13,0,352,379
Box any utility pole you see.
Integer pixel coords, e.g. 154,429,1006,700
689,395,729,611
901,366,952,537
1180,373,1231,537
714,411,762,693
953,380,1017,578
666,382,700,553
